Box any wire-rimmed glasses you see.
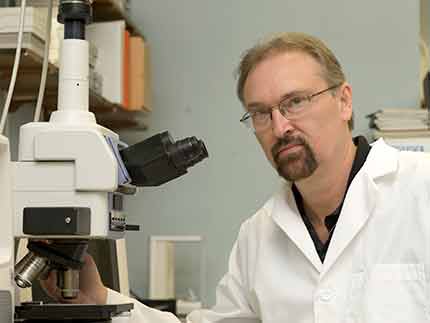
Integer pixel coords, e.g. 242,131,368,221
240,83,341,132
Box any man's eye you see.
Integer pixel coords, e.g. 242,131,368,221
280,96,306,112
253,111,269,121
289,97,304,106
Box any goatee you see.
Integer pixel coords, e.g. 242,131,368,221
271,135,318,181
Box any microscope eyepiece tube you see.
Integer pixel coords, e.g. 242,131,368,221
169,136,209,169
58,0,92,40
120,131,209,186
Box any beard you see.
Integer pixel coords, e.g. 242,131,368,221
271,135,318,182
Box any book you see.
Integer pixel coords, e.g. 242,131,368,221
372,129,430,139
122,29,130,109
128,36,152,111
127,36,143,111
369,108,430,131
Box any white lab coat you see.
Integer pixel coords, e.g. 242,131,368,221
107,289,180,323
111,139,430,323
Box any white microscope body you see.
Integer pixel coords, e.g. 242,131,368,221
0,136,14,323
0,22,115,323
0,1,207,321
14,39,126,240
3,2,133,319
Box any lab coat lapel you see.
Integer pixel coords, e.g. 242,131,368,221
272,185,323,272
321,139,399,276
320,171,377,276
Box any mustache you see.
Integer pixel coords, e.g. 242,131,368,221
271,135,307,161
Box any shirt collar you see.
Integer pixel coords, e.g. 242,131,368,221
292,135,371,227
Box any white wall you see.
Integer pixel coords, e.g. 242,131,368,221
422,0,429,45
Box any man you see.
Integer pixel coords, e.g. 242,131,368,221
43,32,430,322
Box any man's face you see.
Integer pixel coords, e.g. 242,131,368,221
242,51,352,182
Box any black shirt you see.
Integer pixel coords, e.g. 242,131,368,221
292,136,371,262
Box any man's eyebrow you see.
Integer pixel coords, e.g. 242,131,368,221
246,90,306,110
246,102,268,111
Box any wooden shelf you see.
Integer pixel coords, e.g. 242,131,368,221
0,48,148,130
0,1,148,130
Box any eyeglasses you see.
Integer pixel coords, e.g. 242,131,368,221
240,83,341,132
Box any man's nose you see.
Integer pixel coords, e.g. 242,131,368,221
271,109,294,138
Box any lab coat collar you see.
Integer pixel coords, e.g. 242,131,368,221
271,138,399,274
272,184,323,272
363,138,399,180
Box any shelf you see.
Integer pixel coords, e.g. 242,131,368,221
0,1,148,130
0,47,149,130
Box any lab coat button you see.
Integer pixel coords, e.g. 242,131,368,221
318,288,334,302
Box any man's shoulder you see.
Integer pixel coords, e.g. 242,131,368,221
238,186,287,237
398,149,430,162
397,149,430,175
369,139,430,179
373,138,430,163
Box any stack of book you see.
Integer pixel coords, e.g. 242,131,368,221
0,6,47,58
87,20,151,111
0,6,102,95
369,108,430,151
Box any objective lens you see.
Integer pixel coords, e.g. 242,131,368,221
57,268,80,299
15,252,49,288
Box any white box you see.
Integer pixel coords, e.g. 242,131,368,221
86,20,125,105
383,137,430,152
0,7,48,41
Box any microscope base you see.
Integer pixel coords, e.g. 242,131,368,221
15,303,133,322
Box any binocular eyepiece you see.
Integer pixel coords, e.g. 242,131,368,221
120,131,209,187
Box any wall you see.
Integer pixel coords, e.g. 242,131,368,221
422,0,429,45
124,0,420,306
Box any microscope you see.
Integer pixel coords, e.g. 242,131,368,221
0,0,208,322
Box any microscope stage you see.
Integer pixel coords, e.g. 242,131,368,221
15,302,133,322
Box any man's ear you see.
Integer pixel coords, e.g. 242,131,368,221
339,82,353,122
